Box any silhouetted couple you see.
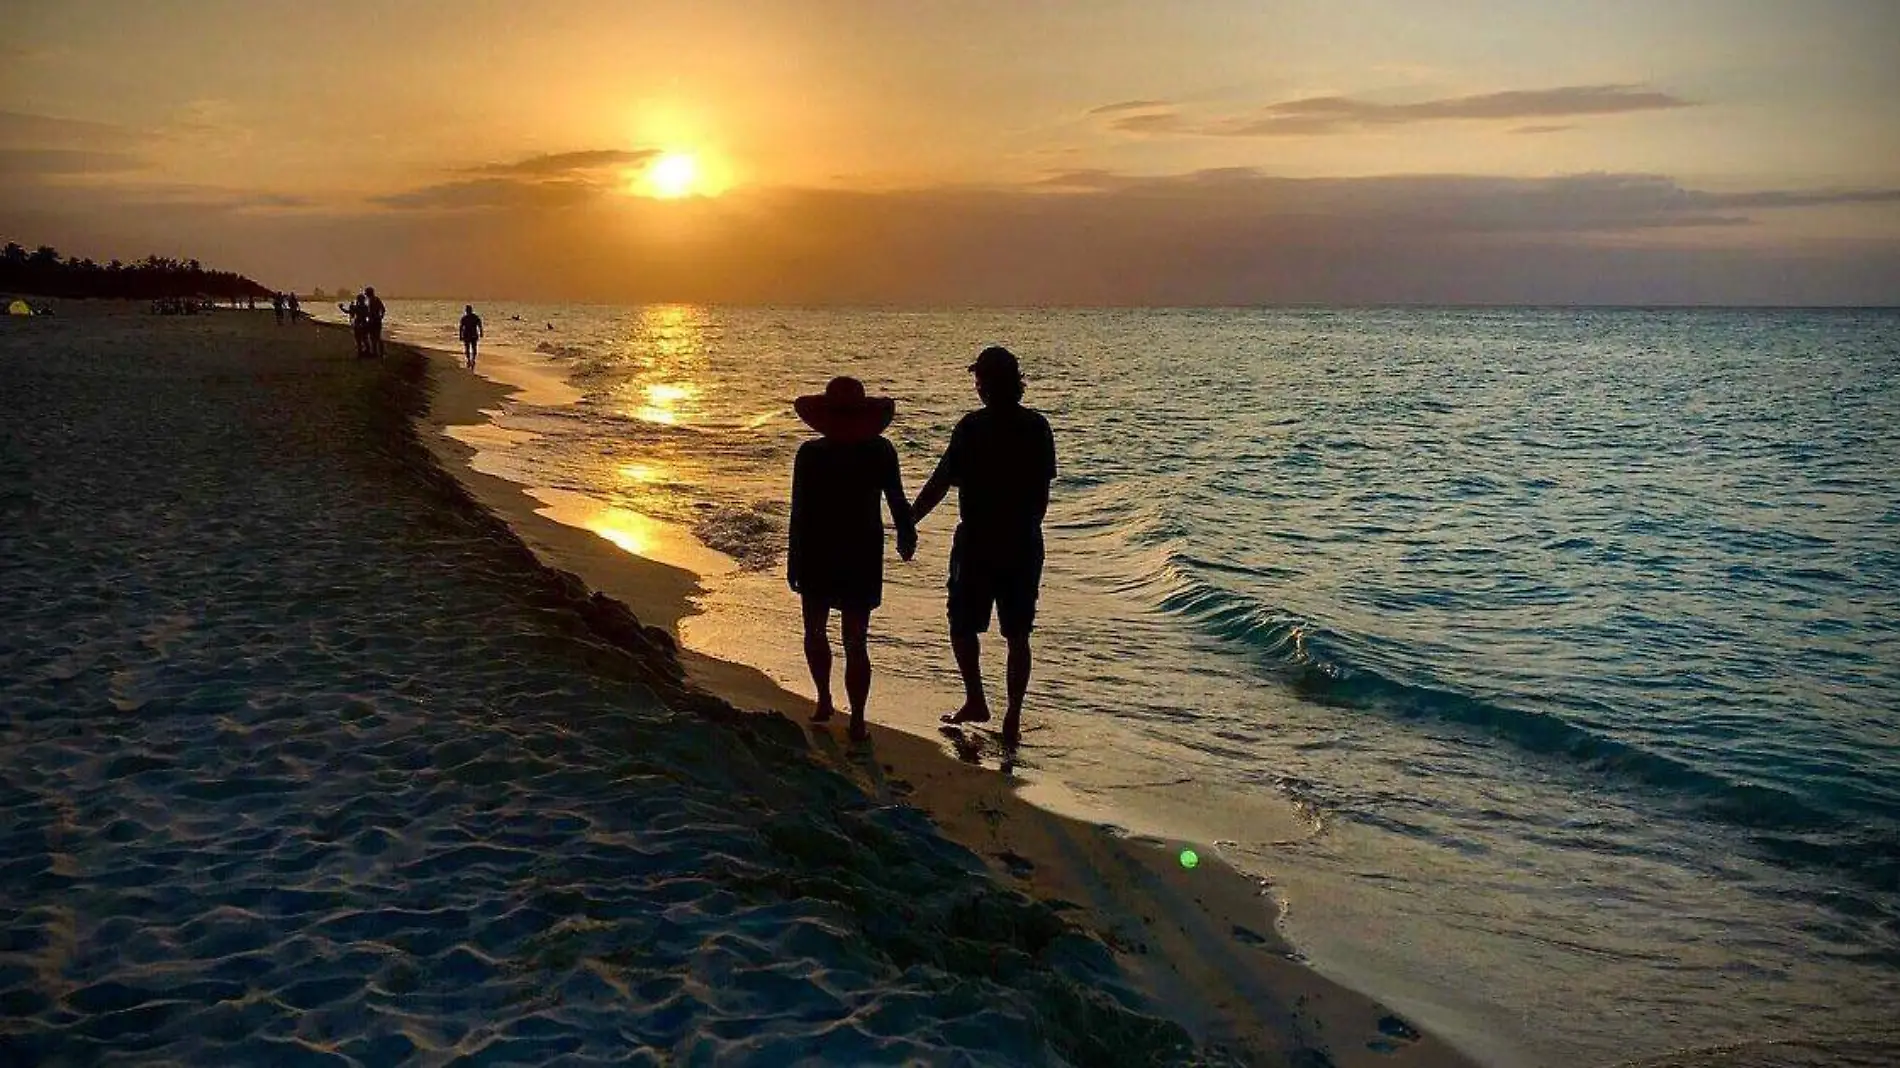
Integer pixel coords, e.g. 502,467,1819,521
788,346,1055,748
340,288,386,358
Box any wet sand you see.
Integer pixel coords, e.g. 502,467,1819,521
0,302,1475,1066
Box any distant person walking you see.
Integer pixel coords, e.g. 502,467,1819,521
365,287,387,358
271,293,285,325
912,346,1056,750
286,292,300,322
459,305,484,370
788,376,917,742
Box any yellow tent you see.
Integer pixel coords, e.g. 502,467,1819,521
6,300,32,317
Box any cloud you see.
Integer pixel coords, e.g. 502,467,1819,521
367,148,663,211
1105,84,1693,137
0,148,145,176
1086,99,1172,115
1694,188,1900,210
373,177,606,211
464,149,660,177
0,110,145,150
1511,124,1573,135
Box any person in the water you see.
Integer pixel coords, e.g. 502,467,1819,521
788,376,917,741
913,346,1056,750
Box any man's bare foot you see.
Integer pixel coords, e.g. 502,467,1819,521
940,702,991,726
811,700,838,724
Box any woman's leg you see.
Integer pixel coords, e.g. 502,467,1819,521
840,608,871,740
801,596,837,722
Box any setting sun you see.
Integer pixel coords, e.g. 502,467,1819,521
645,152,698,199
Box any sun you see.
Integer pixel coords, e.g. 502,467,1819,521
646,152,698,199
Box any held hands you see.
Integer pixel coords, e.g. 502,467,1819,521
897,528,918,562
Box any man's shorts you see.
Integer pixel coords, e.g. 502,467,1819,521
947,528,1043,639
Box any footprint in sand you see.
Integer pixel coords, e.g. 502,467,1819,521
1365,1013,1422,1054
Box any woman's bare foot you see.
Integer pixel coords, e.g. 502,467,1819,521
811,700,838,724
848,717,870,742
940,702,991,726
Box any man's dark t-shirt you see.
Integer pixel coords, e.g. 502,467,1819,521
935,403,1057,551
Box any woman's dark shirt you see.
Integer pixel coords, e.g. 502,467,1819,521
788,436,913,591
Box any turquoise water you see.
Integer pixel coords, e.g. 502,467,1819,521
369,303,1900,1065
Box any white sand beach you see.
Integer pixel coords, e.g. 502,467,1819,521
0,302,1474,1066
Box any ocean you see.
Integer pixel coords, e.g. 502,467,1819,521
349,302,1900,1066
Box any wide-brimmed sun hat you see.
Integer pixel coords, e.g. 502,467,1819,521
794,376,895,442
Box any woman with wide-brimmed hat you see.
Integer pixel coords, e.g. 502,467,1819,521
788,376,918,740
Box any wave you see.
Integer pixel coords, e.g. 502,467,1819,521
692,503,783,571
1127,544,1900,885
533,341,595,361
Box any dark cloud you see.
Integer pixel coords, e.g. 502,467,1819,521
0,110,144,150
1086,99,1171,115
1511,124,1573,135
371,148,661,211
464,148,661,177
373,177,606,211
1107,84,1693,137
1695,188,1900,210
0,148,145,176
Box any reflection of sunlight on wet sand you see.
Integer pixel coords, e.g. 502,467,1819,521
466,346,583,407
446,419,539,450
526,486,733,579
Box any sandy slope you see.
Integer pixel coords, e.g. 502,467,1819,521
0,306,1248,1066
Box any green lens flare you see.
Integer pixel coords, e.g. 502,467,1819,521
1179,849,1199,869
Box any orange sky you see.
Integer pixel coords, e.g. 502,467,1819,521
4,0,1897,303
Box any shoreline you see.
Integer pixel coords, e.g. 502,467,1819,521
404,325,1479,1066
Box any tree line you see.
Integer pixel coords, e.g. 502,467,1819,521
0,242,274,302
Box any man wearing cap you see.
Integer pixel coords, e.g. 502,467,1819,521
912,345,1057,749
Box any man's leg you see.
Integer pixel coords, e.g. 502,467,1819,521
801,597,837,722
947,629,990,724
1002,634,1031,748
943,540,993,725
996,546,1042,748
841,609,871,740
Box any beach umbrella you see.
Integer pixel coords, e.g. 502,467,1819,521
7,300,33,316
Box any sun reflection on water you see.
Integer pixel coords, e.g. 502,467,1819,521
624,304,710,426
618,461,665,484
